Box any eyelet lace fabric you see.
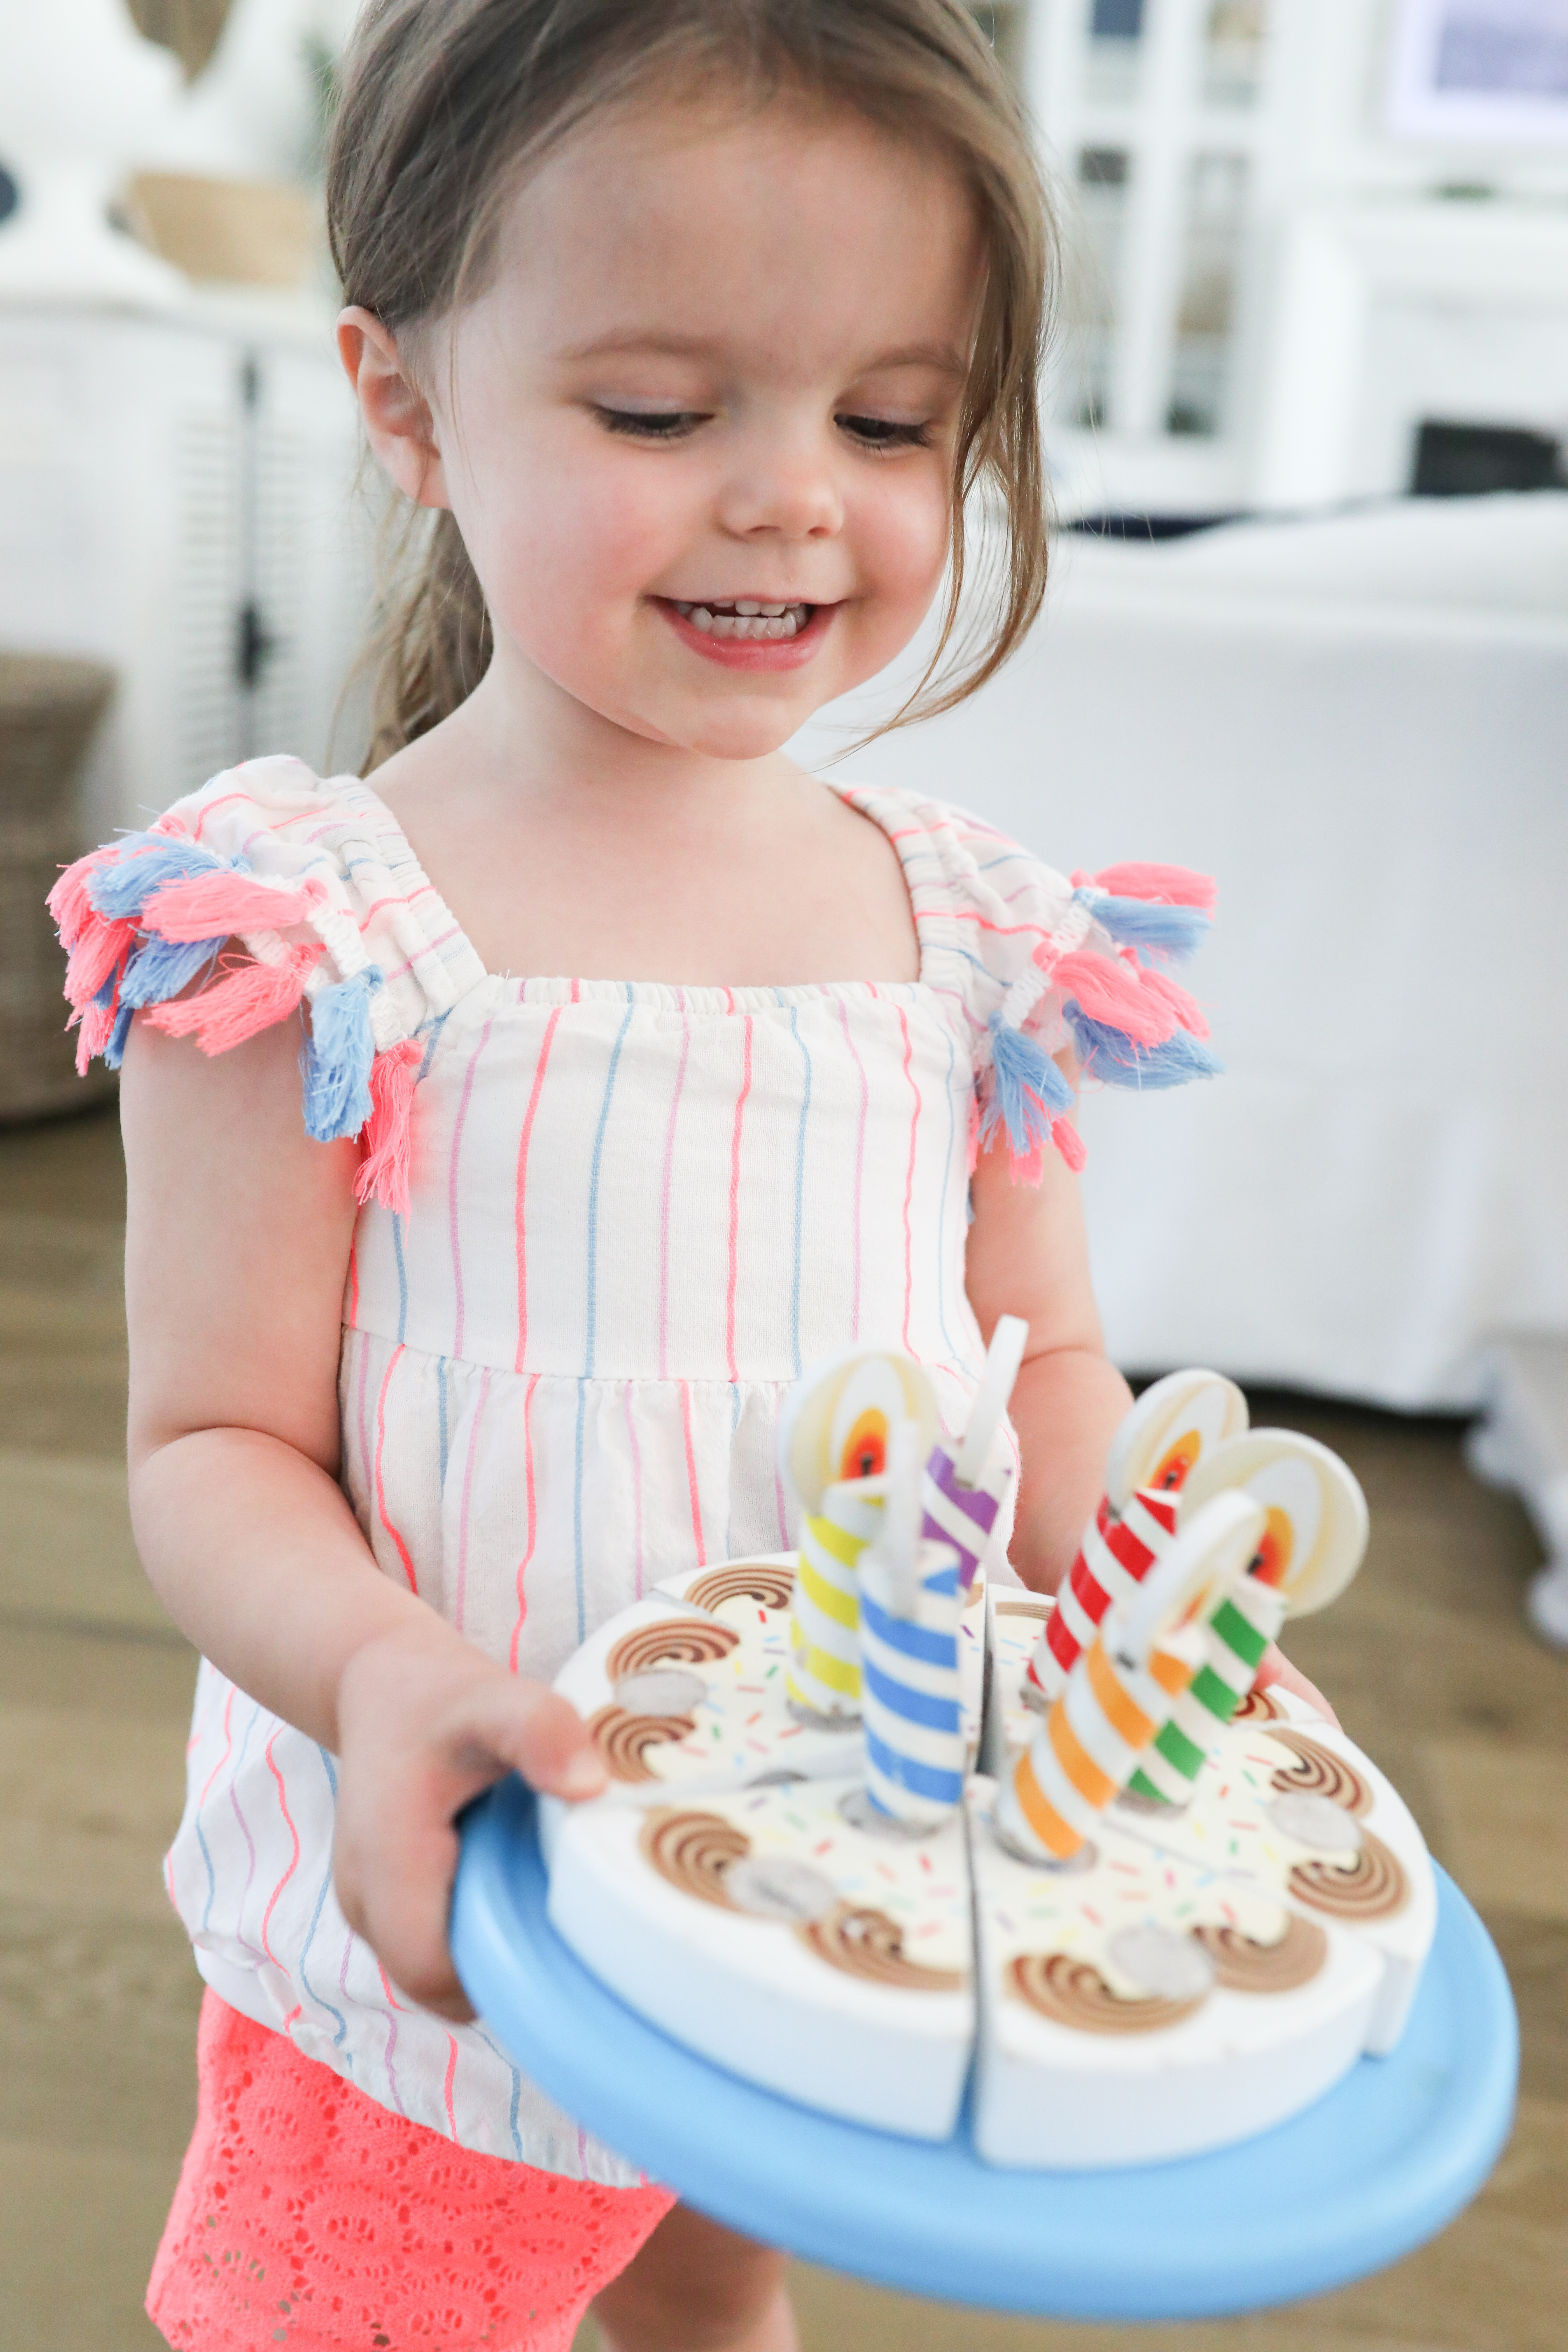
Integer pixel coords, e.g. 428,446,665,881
148,1995,676,2350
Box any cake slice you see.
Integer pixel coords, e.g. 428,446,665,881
545,1772,974,2137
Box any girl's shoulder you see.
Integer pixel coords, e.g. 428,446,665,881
836,778,1222,1181
50,757,483,1214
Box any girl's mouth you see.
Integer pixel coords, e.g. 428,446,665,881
655,596,832,670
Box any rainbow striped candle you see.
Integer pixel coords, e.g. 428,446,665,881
996,1492,1266,1865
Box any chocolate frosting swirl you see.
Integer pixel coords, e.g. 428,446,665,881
1192,1912,1328,1993
686,1562,796,1615
1233,1684,1284,1723
639,1808,751,1909
1008,1952,1206,2035
797,1904,965,1992
1289,1831,1408,1920
606,1618,739,1680
588,1706,695,1784
1266,1730,1373,1818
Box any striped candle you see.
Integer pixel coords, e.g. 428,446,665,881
1124,1573,1287,1805
1025,1486,1180,1705
786,1476,884,1717
921,1444,1012,1592
996,1492,1266,1865
860,1538,966,1825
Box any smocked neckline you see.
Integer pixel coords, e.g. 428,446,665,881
335,771,942,1004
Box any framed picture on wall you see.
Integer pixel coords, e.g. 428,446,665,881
1387,0,1568,141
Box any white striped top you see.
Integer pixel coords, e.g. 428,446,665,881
157,757,1124,2180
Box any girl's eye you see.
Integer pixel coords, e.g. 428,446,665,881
594,407,708,441
835,413,933,451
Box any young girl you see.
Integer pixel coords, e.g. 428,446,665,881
55,4,1320,2346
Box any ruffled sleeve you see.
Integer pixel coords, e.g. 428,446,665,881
845,785,1221,1183
48,755,486,1216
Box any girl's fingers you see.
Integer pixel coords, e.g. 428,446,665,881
1254,1642,1340,1728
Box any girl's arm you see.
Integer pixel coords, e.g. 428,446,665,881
963,1121,1131,1595
963,1103,1334,1718
121,1014,604,2019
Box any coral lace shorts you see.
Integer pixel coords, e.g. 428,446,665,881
147,1993,676,2351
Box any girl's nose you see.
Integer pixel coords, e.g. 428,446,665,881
716,433,844,542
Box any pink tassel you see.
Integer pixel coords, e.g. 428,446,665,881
1139,966,1209,1041
147,943,321,1054
966,1094,981,1176
74,999,116,1076
142,872,324,943
1052,950,1175,1048
1085,862,1217,913
48,853,111,952
1051,1117,1087,1173
355,1039,421,1217
1009,1137,1046,1185
64,915,138,1009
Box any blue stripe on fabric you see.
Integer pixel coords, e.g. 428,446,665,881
298,1747,349,2047
977,850,1033,872
860,1589,959,1665
577,986,637,1645
934,1024,964,1367
865,1727,964,1804
392,1213,408,1342
474,2025,526,2160
416,1011,451,1082
784,1000,812,1380
863,1654,961,1731
437,1358,450,1485
195,1812,217,1932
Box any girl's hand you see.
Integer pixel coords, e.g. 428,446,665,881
332,1620,607,2022
1254,1641,1340,1728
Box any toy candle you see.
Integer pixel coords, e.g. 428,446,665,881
920,1315,1026,1590
1125,1430,1370,1804
996,1492,1266,1865
787,1476,883,1718
856,1424,965,1825
1024,1367,1247,1707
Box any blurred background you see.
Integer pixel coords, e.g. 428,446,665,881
0,3,1565,2348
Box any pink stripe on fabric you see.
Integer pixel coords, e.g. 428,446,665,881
836,995,869,1343
382,923,462,989
657,990,691,1383
513,1004,564,1372
199,1686,236,1815
725,1016,753,1382
261,1729,301,1965
910,904,1052,939
623,1382,646,1598
896,1004,920,1356
373,1955,406,2115
442,2031,460,2140
454,1367,491,1634
358,884,437,927
510,1372,541,1672
374,1345,419,1592
449,1011,496,1360
679,1380,706,1566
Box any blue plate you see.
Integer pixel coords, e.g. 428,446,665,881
452,1776,1517,2320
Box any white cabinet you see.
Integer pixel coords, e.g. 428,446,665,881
0,293,372,844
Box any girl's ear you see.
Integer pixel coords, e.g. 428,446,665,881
337,307,451,511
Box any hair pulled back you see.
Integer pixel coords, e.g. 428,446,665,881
328,0,1055,768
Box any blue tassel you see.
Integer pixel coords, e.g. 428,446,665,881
1066,1004,1223,1090
91,967,121,1011
300,970,377,1142
86,833,234,922
118,933,225,1009
1074,887,1210,962
983,1011,1073,1154
103,1003,136,1070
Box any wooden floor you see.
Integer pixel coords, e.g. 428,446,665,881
2,1107,1564,2352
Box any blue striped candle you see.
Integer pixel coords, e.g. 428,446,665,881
859,1539,966,1826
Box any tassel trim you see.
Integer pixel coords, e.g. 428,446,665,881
48,834,426,1182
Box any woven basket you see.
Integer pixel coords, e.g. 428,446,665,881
0,653,118,1122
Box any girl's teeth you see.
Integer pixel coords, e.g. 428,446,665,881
671,600,810,640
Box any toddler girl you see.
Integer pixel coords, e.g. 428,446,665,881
53,3,1316,2346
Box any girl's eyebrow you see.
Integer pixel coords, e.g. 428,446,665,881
559,328,967,376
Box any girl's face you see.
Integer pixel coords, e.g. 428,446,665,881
371,95,983,762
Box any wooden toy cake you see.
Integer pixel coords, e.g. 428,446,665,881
541,1334,1436,2169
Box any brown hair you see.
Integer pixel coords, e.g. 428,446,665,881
328,0,1055,769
